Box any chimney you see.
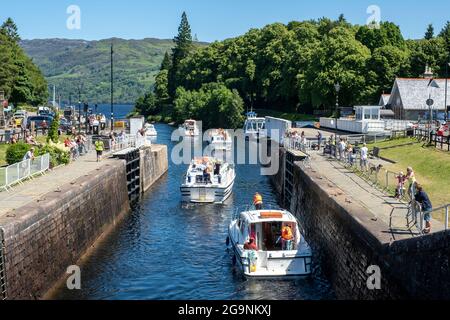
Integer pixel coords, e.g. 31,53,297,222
423,65,434,79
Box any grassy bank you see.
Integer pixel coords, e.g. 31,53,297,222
368,138,450,208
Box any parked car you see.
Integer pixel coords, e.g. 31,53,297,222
12,110,28,128
59,118,72,134
26,115,54,130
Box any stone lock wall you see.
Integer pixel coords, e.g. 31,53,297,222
140,145,169,193
0,161,130,300
272,148,450,299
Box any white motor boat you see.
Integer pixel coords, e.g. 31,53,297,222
179,119,200,137
180,157,235,203
144,123,157,137
228,208,312,278
208,129,232,151
244,112,266,139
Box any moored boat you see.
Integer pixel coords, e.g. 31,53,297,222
181,157,235,203
228,208,312,278
179,119,200,137
144,123,157,137
208,129,232,151
243,112,266,139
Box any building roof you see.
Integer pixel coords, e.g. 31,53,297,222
389,78,449,110
379,94,391,106
380,109,395,116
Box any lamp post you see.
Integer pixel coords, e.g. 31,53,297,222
427,79,440,141
445,62,449,123
334,82,341,145
77,83,83,134
110,43,114,132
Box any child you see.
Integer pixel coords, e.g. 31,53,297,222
395,172,406,199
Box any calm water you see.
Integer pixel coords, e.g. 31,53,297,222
84,104,134,119
54,123,334,300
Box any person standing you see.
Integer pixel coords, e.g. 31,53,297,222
253,192,263,210
360,143,369,171
23,147,35,161
317,131,323,150
406,167,416,198
95,139,105,162
414,184,433,234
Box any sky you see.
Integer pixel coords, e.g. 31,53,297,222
1,0,450,42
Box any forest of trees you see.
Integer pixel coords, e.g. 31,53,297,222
135,14,450,128
0,18,48,107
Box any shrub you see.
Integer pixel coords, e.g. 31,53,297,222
6,142,30,165
37,143,70,168
163,116,172,123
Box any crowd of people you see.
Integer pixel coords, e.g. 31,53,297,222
64,134,89,161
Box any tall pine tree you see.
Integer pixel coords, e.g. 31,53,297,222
439,21,450,60
168,12,193,101
425,24,434,40
160,51,172,71
1,17,20,42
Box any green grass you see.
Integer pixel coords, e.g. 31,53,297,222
369,138,450,208
255,109,318,122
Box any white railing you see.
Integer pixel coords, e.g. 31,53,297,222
109,133,148,153
0,153,50,191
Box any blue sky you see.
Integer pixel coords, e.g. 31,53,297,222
1,0,450,42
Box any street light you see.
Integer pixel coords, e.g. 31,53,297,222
76,82,84,134
445,62,449,123
427,79,440,140
334,82,341,145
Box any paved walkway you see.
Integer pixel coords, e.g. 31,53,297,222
0,151,116,218
306,151,444,240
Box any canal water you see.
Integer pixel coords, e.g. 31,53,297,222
54,123,334,300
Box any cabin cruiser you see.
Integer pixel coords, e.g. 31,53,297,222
179,119,200,137
244,112,266,139
144,123,158,137
228,208,312,278
181,157,235,203
208,129,232,151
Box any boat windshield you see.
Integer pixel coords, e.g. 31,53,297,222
245,119,265,132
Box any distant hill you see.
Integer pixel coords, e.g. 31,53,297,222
20,38,176,104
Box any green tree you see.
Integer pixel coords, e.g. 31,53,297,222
134,92,159,117
1,17,20,42
154,69,170,105
168,12,193,100
173,83,244,129
439,21,450,60
356,22,405,52
47,112,60,143
425,24,434,40
160,51,172,71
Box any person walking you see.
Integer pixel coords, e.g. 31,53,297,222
414,184,433,234
95,139,105,162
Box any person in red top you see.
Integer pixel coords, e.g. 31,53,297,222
244,237,258,251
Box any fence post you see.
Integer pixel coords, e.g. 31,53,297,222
385,170,389,190
445,206,449,231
